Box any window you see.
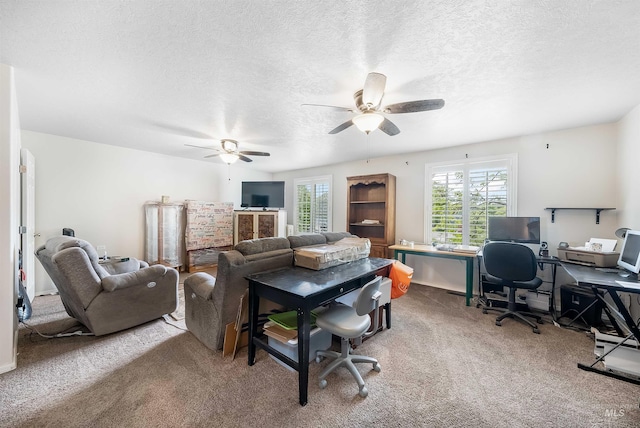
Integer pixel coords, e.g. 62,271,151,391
426,154,517,246
294,175,332,234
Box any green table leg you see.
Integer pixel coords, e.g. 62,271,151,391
465,258,473,306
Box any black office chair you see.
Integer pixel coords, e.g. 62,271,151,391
482,242,544,334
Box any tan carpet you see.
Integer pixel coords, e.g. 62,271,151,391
2,283,640,427
170,284,185,321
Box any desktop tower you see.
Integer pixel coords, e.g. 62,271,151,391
560,284,603,327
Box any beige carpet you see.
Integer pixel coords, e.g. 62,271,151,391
2,284,640,427
170,284,185,321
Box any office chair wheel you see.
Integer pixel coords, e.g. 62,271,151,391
495,320,502,326
319,379,327,389
537,319,543,324
359,386,368,398
533,327,540,334
373,363,381,372
315,356,323,363
482,309,488,314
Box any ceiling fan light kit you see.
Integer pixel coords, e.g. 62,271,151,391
219,153,239,164
353,112,384,134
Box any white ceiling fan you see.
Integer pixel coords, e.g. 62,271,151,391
185,139,270,164
303,72,445,135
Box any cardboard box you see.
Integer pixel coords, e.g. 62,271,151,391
293,237,370,270
263,321,298,343
223,289,283,359
594,331,639,357
603,345,640,377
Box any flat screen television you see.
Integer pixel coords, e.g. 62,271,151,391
241,181,285,209
487,216,541,244
617,229,640,274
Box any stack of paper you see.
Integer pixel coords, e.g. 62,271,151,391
263,321,298,343
570,238,617,252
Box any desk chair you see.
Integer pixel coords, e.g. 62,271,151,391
482,242,544,334
315,276,382,397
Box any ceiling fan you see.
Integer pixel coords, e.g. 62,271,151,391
303,72,444,136
185,139,270,164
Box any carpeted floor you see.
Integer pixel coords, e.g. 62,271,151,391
2,283,639,427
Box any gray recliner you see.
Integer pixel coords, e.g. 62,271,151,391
315,276,383,398
35,236,179,336
184,237,293,351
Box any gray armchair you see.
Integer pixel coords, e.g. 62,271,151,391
35,236,179,336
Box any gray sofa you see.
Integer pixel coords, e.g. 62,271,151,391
184,232,354,350
36,236,179,336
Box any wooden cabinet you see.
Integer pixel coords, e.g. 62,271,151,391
346,173,396,258
233,210,287,244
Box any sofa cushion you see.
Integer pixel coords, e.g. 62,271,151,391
235,237,290,256
287,234,327,249
244,248,293,262
322,232,354,243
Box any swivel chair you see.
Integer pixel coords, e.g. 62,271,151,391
482,242,544,334
315,276,382,397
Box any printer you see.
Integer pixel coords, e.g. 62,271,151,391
557,238,619,267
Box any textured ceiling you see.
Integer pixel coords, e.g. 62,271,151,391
1,1,640,173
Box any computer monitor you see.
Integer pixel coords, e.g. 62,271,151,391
487,216,541,244
617,229,640,274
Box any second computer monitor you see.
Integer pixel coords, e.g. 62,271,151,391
487,216,541,244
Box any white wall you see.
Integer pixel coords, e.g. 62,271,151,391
0,64,20,374
21,131,272,294
616,104,640,319
274,123,620,293
617,104,640,230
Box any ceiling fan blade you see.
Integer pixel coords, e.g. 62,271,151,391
185,143,217,151
238,155,253,162
301,103,354,112
204,153,221,158
384,99,445,114
329,120,354,134
240,151,270,156
379,117,400,136
362,72,387,108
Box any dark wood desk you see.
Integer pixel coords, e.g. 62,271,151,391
247,257,393,406
561,262,640,384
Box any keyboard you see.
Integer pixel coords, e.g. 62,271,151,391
595,268,621,273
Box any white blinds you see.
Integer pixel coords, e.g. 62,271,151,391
427,155,516,246
294,176,332,234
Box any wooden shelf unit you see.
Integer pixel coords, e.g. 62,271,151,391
347,173,396,258
233,210,287,245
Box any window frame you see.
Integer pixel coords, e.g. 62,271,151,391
425,154,518,245
293,175,333,234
